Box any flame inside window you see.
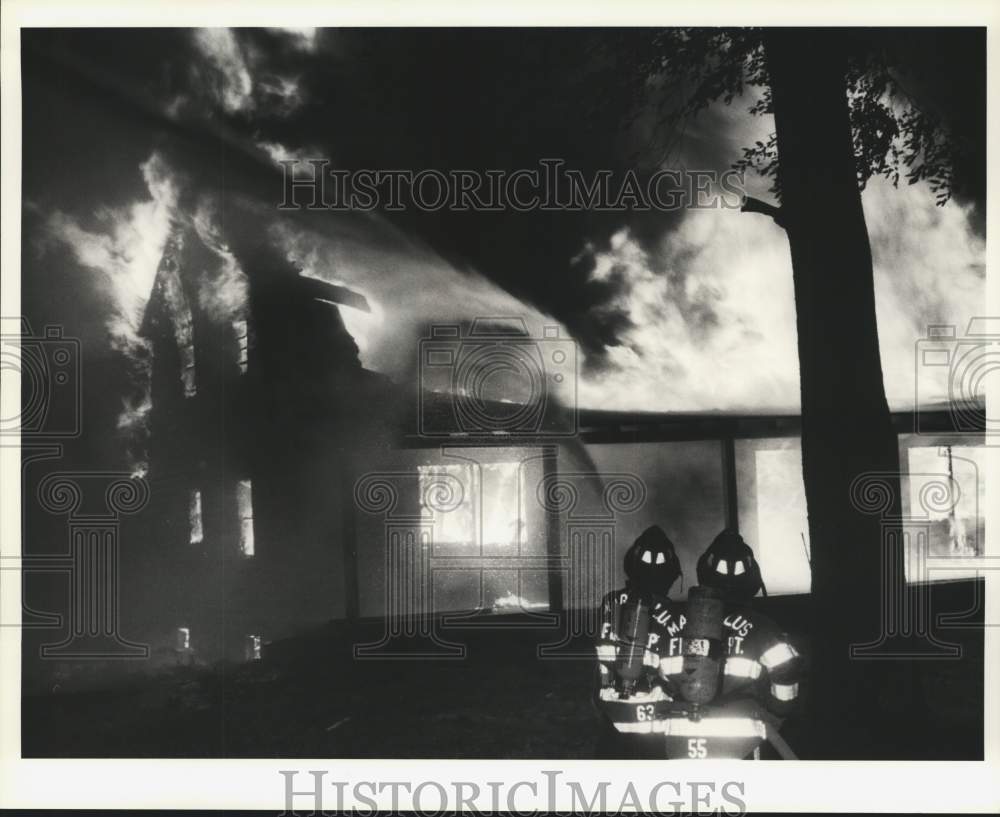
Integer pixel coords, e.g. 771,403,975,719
906,445,985,562
189,489,203,545
180,344,196,397
156,239,197,397
237,479,254,557
417,461,522,546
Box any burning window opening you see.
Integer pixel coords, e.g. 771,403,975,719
176,627,191,651
415,457,549,614
492,591,548,611
906,445,985,563
154,232,198,397
188,489,203,545
245,634,262,661
417,461,523,547
237,479,255,557
180,344,196,397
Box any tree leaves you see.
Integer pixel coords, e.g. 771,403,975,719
605,28,967,206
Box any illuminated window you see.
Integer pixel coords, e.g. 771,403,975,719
233,319,249,374
180,343,196,397
155,245,197,398
751,445,811,592
354,448,550,617
417,461,522,547
237,480,254,557
189,489,203,545
481,462,523,546
414,454,546,615
736,436,986,592
734,439,812,595
418,464,475,545
245,634,262,661
905,444,985,575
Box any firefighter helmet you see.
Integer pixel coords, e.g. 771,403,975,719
624,525,682,597
696,529,765,602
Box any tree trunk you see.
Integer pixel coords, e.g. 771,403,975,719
764,29,906,758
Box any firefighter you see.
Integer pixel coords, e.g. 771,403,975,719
657,529,803,758
593,524,684,758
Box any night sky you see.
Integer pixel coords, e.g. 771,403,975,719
20,27,986,470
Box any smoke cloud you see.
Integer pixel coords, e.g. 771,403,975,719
38,152,180,472
573,175,984,413
270,212,570,388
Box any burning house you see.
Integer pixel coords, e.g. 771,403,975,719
12,24,991,772
127,212,989,670
132,215,395,661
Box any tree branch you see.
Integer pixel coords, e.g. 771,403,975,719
740,195,787,229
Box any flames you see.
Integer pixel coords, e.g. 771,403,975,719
39,138,985,480
40,151,253,476
574,175,985,413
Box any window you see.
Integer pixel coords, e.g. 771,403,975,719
237,479,254,557
180,343,196,397
401,451,548,616
737,435,986,591
233,319,249,374
751,444,812,593
245,634,262,661
418,463,476,546
416,461,522,547
481,462,524,546
156,249,197,397
734,438,812,595
188,489,203,545
903,442,985,580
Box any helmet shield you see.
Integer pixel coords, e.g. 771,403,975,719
623,525,681,598
696,529,764,602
